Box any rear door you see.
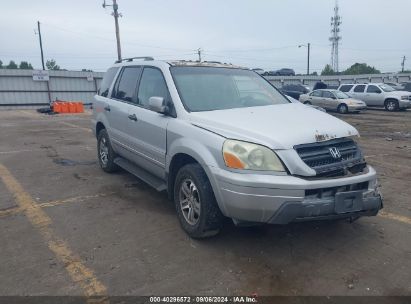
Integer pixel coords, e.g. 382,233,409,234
308,90,323,106
350,84,367,101
364,85,384,106
109,66,143,157
321,90,339,111
126,67,172,179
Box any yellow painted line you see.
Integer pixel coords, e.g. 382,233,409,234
378,211,411,225
60,121,92,133
39,192,116,208
0,163,107,297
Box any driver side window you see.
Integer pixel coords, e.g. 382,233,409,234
367,85,382,93
137,67,170,108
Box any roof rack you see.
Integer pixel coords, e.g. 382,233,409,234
114,56,154,63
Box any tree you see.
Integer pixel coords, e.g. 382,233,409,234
46,59,60,70
19,61,33,70
343,63,380,75
311,71,318,76
6,60,18,69
321,64,336,76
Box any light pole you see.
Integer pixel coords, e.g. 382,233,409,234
299,43,310,75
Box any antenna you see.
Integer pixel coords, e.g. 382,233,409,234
329,0,342,72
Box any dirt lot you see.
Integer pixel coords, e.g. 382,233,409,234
0,109,410,297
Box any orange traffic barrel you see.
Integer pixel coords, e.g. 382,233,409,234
76,102,84,113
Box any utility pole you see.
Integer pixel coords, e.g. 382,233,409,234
197,48,202,62
401,56,406,72
307,43,310,75
103,0,122,61
298,43,310,75
37,21,45,70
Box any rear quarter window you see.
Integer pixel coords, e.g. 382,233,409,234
98,67,119,97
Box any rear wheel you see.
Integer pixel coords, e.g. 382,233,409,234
337,103,348,114
385,99,399,112
174,163,224,238
97,129,118,173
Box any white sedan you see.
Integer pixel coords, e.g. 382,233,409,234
299,89,367,114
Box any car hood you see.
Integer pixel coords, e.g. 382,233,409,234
389,90,411,96
189,103,359,150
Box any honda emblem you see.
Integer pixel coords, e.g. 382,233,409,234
329,147,341,159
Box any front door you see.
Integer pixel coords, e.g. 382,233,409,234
126,67,171,179
364,85,385,106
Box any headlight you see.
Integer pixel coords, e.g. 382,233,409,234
222,140,285,171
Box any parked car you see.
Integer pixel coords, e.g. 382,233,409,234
401,82,411,92
299,89,367,114
280,84,311,100
93,57,382,238
252,68,265,75
272,68,295,76
338,83,411,111
383,82,404,90
285,95,326,112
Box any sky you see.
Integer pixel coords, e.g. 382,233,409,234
1,0,410,73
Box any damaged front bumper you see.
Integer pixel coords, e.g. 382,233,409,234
210,165,383,224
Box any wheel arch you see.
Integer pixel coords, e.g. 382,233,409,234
166,141,227,215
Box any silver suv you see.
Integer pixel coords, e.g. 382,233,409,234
338,83,411,111
92,57,383,238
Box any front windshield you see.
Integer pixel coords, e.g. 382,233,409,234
334,91,349,99
170,66,290,112
379,84,395,92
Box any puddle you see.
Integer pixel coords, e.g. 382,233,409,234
53,158,97,166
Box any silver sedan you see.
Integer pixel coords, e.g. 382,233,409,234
299,89,367,114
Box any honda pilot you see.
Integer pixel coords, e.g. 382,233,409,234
92,57,383,238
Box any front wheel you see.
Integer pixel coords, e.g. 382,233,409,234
337,104,349,114
174,164,224,238
385,99,399,112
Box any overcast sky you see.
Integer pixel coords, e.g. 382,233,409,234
1,0,410,73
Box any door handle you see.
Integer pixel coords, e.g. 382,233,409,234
128,114,138,121
104,106,111,112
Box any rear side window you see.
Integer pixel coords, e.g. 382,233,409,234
98,67,119,97
367,85,382,93
137,67,169,108
322,91,334,98
353,85,366,93
339,85,353,92
311,91,322,97
112,66,142,103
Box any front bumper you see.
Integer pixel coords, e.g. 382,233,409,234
209,165,382,224
399,100,411,109
348,105,367,112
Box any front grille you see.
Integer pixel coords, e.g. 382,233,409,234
294,138,366,177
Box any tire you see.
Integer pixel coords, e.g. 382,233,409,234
385,99,399,112
337,103,349,114
174,163,224,238
304,101,312,105
97,129,119,173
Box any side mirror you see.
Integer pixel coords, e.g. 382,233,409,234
148,96,167,114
